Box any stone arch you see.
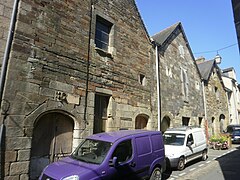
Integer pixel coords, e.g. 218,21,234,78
135,114,149,129
29,111,77,179
219,114,225,133
161,116,171,133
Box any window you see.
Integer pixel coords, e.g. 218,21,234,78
187,134,194,145
195,81,200,90
215,86,219,100
178,45,185,58
182,117,190,126
112,140,132,163
166,66,172,78
95,16,112,51
139,74,146,86
181,68,189,101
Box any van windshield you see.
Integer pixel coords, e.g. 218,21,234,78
71,139,111,164
164,133,185,146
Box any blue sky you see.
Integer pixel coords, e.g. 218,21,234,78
135,0,240,81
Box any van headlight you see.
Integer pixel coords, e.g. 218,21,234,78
62,175,79,180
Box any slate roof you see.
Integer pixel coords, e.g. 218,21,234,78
151,22,202,81
151,22,180,46
197,60,215,81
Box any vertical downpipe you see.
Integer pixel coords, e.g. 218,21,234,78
0,0,19,107
0,0,20,178
202,81,209,141
83,1,94,126
155,44,161,131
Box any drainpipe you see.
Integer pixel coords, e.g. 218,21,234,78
202,81,209,141
0,0,19,178
155,44,161,131
0,0,20,108
83,0,94,126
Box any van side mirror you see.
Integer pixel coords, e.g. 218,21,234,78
109,157,118,167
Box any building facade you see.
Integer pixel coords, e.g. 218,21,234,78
0,0,157,179
222,67,240,125
152,23,205,132
197,58,230,137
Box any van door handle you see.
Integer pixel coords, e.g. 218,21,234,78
129,162,136,167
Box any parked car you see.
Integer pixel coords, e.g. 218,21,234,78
225,124,240,134
163,126,208,170
39,130,166,180
231,130,240,143
225,125,240,144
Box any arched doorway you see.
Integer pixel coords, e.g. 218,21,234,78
30,112,74,179
219,114,225,133
161,116,171,133
135,114,148,129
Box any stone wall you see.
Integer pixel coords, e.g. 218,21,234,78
0,0,14,65
205,69,229,136
1,0,156,178
159,27,204,128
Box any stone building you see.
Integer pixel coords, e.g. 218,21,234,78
196,58,230,137
0,0,156,179
152,22,205,132
222,67,240,125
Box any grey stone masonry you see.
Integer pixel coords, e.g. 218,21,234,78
1,0,156,179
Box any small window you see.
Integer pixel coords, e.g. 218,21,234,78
95,16,112,51
195,81,200,90
178,45,185,58
215,86,219,100
139,74,146,86
180,68,189,101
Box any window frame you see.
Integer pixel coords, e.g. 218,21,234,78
95,15,113,52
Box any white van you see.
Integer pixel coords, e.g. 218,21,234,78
163,126,208,170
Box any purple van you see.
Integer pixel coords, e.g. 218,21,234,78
39,130,165,180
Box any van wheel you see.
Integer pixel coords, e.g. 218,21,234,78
149,167,162,180
202,150,207,161
177,157,185,171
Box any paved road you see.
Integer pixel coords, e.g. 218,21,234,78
162,144,240,180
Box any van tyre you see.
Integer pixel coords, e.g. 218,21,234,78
202,150,207,161
149,167,162,180
177,157,185,171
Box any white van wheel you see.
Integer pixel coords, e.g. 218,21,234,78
149,167,162,180
177,157,185,171
202,150,207,161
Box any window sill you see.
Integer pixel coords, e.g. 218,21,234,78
95,47,113,59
